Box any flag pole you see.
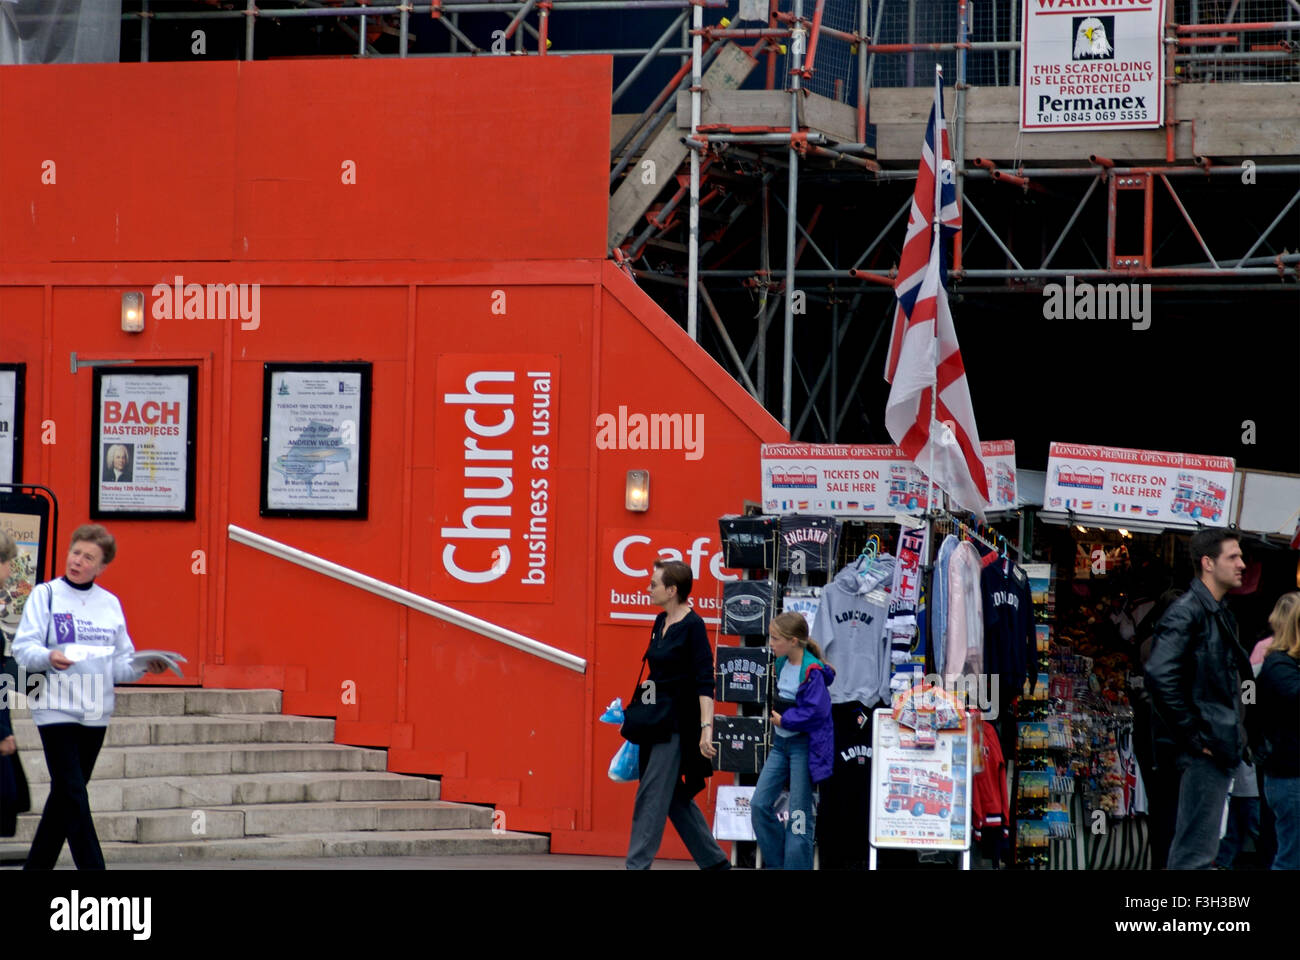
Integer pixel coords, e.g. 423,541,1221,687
927,64,942,521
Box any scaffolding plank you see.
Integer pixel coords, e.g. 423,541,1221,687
674,90,862,144
607,42,757,252
870,85,1298,162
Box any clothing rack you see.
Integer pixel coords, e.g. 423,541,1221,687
930,511,1021,564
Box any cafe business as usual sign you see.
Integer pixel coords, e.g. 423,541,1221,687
1021,0,1165,131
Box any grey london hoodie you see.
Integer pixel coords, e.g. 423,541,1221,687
812,555,896,708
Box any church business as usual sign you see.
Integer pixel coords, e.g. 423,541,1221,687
1021,0,1165,132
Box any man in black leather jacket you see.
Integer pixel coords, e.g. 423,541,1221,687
1145,528,1251,869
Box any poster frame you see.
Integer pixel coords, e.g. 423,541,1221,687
869,707,974,854
0,363,25,486
259,361,372,520
90,365,198,521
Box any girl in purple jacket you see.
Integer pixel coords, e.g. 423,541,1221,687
752,612,836,869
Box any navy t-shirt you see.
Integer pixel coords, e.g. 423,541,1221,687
981,560,1034,698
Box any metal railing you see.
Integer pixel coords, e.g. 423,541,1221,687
227,524,587,674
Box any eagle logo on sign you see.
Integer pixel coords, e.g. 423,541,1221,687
1073,16,1114,59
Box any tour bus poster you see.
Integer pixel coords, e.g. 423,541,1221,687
870,710,972,851
91,367,197,520
260,363,372,519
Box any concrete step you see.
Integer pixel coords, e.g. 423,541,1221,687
1,685,541,863
0,830,549,865
21,742,389,783
10,713,335,750
23,771,440,813
8,801,488,844
112,688,283,717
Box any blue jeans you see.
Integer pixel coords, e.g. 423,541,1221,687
752,733,815,870
1168,752,1233,870
1214,797,1260,868
1264,775,1300,871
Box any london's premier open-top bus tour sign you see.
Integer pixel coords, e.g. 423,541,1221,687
1021,0,1166,131
1045,441,1236,527
761,441,1018,516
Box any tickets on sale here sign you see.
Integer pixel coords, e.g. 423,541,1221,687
761,441,1018,515
1044,441,1236,527
1021,0,1166,131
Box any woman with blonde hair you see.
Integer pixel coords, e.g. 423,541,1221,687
1257,592,1300,869
751,611,836,869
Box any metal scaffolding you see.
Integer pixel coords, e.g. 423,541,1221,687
18,1,1297,439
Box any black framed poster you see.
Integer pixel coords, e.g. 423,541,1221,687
260,362,372,519
90,366,198,520
0,363,24,486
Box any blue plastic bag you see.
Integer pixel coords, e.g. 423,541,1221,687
608,740,640,782
599,697,625,725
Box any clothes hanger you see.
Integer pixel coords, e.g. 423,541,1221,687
854,537,879,577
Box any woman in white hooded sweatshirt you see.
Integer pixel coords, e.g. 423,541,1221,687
12,524,165,870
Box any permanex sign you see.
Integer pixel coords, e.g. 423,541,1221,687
598,528,737,626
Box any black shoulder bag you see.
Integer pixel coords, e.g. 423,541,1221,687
620,624,676,745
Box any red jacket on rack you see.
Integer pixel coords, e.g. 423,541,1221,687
972,720,1009,841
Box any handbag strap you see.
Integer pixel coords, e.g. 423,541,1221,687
44,582,56,649
634,618,664,689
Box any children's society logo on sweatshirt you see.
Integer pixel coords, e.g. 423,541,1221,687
52,613,76,644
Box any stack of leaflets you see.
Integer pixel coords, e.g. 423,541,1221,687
132,650,188,677
59,643,187,677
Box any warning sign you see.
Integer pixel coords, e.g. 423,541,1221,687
1020,0,1166,131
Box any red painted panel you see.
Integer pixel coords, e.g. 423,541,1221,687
0,63,240,264
0,57,787,861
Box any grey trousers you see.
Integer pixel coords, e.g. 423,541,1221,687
626,733,727,869
1167,752,1233,870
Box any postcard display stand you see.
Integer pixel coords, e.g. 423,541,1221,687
1013,564,1075,869
1013,563,1148,869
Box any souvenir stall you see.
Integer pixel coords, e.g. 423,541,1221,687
711,441,1029,869
714,437,1296,871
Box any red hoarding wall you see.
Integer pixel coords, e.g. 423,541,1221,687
0,59,786,857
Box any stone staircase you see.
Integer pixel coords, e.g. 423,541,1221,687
0,688,548,865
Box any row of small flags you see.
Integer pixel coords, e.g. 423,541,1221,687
1061,498,1160,516
773,500,879,511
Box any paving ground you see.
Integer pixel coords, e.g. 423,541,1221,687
0,853,695,870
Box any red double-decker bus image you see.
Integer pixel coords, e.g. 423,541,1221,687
885,765,954,818
1171,473,1225,522
888,466,929,511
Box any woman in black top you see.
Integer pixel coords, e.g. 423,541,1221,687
624,559,729,869
1257,592,1300,870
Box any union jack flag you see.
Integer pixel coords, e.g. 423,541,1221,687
883,66,990,513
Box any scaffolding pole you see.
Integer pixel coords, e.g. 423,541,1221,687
687,0,704,341
783,0,806,431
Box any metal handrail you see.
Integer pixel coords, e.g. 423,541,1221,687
227,524,586,674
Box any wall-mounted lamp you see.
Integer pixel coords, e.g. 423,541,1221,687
1118,529,1131,539
121,292,144,333
1075,524,1088,534
626,469,649,512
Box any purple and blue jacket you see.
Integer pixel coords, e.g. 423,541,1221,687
774,652,836,783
